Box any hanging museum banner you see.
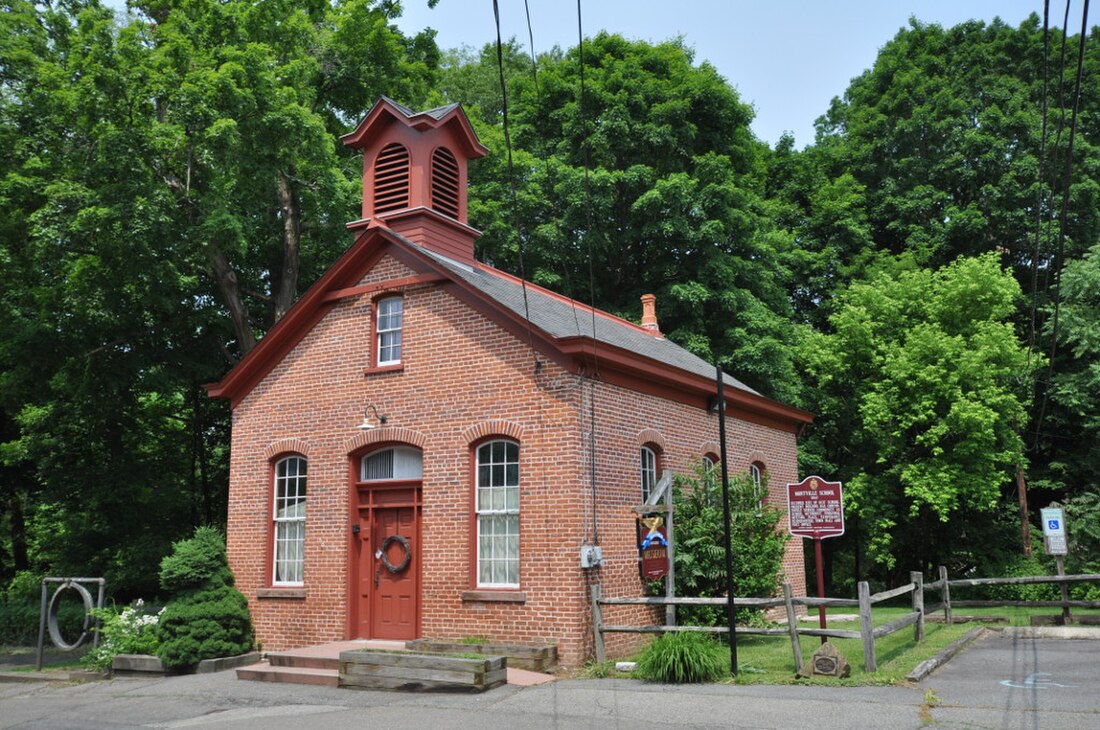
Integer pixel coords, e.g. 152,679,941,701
637,515,670,580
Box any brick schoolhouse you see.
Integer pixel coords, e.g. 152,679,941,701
206,97,813,667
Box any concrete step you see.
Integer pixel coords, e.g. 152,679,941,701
236,662,338,687
266,652,340,671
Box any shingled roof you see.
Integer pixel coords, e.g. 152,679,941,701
409,238,760,396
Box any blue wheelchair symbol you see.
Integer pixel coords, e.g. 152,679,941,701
1048,519,1060,531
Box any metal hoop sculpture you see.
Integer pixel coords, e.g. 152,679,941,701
380,535,412,573
46,580,94,651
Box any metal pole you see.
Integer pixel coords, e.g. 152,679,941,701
715,360,738,677
665,477,676,627
814,537,827,644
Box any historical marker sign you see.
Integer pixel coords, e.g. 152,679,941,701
787,476,845,539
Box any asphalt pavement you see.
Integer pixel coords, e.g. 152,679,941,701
0,629,1097,729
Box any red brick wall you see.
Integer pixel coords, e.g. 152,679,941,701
225,252,805,666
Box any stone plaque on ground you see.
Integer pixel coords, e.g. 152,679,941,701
796,641,851,679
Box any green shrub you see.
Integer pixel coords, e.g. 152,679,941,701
966,553,1059,602
672,466,788,626
635,632,729,683
154,527,253,669
81,600,163,670
0,572,90,645
158,526,234,593
156,584,253,669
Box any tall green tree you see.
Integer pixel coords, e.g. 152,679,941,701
799,254,1033,582
440,34,801,402
0,0,437,593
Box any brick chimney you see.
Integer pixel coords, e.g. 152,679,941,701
640,294,661,334
340,97,489,265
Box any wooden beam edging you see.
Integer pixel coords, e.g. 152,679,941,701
795,628,862,640
871,611,920,639
869,582,915,604
858,581,876,672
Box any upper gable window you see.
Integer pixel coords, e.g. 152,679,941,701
374,143,410,214
375,296,403,366
431,147,460,219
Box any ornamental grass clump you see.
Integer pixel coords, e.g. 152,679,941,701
635,632,729,683
155,526,253,669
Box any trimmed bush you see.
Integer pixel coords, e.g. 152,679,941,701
154,527,253,669
635,632,729,683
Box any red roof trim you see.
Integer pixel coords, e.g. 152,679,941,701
340,98,488,158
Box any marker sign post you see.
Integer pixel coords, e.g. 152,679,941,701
787,476,845,641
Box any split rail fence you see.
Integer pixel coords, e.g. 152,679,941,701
591,569,1100,673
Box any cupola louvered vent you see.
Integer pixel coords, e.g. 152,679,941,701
431,147,460,219
373,143,410,214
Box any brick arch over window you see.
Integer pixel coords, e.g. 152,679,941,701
343,427,427,454
700,441,721,459
264,438,312,461
462,420,524,445
745,450,767,466
635,429,667,453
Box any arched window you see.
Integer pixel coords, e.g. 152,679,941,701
640,446,659,502
375,295,403,366
360,446,423,481
431,147,460,219
273,455,307,585
373,142,410,213
476,439,520,587
749,461,766,508
702,453,720,474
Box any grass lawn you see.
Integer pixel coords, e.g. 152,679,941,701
593,605,1100,686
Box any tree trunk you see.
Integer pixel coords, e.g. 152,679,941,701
273,171,301,323
7,489,29,572
210,249,257,355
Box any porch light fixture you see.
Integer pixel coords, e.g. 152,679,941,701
358,404,388,430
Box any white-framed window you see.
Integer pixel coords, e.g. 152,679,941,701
376,296,403,365
476,440,519,587
702,454,719,473
360,446,423,481
640,446,658,502
273,455,307,585
750,462,765,508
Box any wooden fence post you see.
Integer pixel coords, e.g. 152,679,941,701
911,571,924,642
783,583,803,674
590,583,606,663
858,581,876,672
939,565,952,625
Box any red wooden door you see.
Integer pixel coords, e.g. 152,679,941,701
370,505,418,639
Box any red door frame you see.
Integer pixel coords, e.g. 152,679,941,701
347,450,422,640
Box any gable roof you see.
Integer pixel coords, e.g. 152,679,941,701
206,226,812,431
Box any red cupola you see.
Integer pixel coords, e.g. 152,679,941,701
341,97,489,265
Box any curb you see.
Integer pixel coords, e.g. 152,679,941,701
994,626,1100,640
906,626,985,682
0,669,108,684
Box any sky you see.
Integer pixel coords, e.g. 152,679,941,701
393,0,1049,147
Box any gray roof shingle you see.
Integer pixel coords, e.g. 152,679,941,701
411,243,759,395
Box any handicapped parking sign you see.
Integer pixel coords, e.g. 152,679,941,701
1040,507,1066,537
